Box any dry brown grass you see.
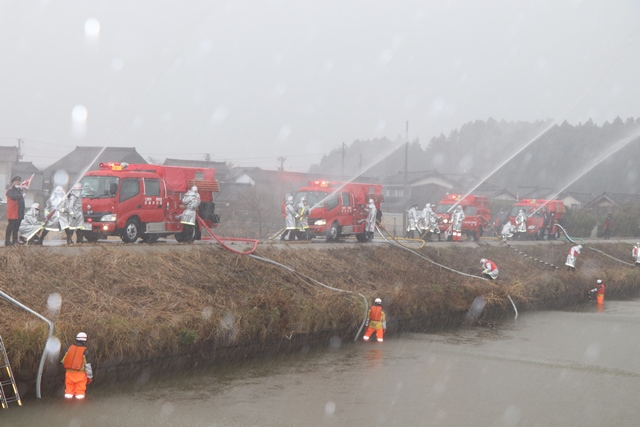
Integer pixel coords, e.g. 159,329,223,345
1,240,638,382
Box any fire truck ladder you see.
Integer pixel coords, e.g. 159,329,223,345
0,335,22,408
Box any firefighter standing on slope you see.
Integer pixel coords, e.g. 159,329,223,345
41,186,70,244
179,186,201,243
407,203,419,238
61,332,94,399
565,244,582,270
633,242,640,266
363,298,387,342
480,258,499,280
589,279,605,305
281,196,298,241
67,183,85,244
515,209,527,238
451,205,465,241
365,198,377,241
297,197,309,240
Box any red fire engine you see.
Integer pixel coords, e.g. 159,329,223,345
508,199,565,239
291,180,383,242
434,194,491,241
79,162,219,243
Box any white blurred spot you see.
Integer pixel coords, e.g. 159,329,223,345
379,49,393,65
276,125,291,143
160,401,174,416
324,401,336,415
329,336,342,349
110,57,125,73
210,106,229,126
71,105,88,139
273,81,287,98
84,18,100,42
47,293,62,313
502,405,522,426
53,170,70,188
45,336,61,355
583,343,601,362
198,38,213,55
202,306,213,320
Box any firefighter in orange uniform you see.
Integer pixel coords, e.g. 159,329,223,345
589,279,605,305
61,332,94,399
363,298,386,342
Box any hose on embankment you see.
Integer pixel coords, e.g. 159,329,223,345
197,216,368,341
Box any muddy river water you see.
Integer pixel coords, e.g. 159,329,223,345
5,299,640,427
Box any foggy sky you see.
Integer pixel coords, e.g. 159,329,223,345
1,0,639,172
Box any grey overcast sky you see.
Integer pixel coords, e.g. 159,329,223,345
1,0,639,172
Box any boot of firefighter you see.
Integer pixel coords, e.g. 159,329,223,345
38,229,48,244
66,230,74,245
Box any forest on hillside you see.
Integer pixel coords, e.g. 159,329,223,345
309,117,640,195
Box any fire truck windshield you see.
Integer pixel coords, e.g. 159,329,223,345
510,206,534,217
434,204,453,214
80,176,119,199
293,191,332,208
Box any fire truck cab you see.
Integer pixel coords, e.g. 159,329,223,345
434,194,491,241
291,180,383,242
508,199,565,240
79,162,219,243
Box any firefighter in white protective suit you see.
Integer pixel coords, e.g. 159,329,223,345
632,242,640,266
67,183,85,244
18,203,44,245
407,203,419,238
451,205,465,241
365,199,377,241
421,203,441,241
281,196,298,241
515,209,527,237
565,244,582,270
179,186,201,243
501,221,516,240
41,186,70,244
297,197,310,240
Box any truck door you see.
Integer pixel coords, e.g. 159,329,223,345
118,178,142,227
340,192,354,232
141,178,164,222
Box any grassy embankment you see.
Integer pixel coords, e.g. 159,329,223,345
1,239,639,397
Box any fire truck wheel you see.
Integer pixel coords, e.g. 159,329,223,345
326,222,340,242
122,218,141,243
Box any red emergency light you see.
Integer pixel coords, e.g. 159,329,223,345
99,162,129,171
309,180,330,188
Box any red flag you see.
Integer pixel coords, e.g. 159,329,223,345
20,174,35,190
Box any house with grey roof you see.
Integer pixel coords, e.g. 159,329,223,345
41,146,147,192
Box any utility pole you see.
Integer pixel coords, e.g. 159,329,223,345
17,138,24,160
204,153,211,162
403,121,409,235
277,156,286,172
341,142,346,179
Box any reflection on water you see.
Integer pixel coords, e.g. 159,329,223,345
5,300,640,427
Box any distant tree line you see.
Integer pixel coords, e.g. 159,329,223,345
309,117,640,195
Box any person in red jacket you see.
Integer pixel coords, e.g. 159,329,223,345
5,176,25,246
603,214,613,239
480,258,499,280
363,298,387,343
61,332,94,399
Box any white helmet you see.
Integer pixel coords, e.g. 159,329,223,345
191,186,198,192
76,332,88,342
287,196,293,202
374,297,382,304
301,197,307,202
480,258,487,264
596,279,602,284
32,203,40,210
636,242,640,246
426,203,431,208
369,199,374,204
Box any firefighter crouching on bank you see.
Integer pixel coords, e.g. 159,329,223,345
363,298,387,343
480,258,499,280
61,332,94,399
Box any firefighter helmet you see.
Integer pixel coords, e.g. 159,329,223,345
76,332,88,342
287,196,293,203
596,279,602,284
301,197,307,202
191,186,198,192
369,199,374,204
480,258,487,264
32,203,40,210
374,297,382,305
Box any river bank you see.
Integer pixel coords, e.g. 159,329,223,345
1,239,639,399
